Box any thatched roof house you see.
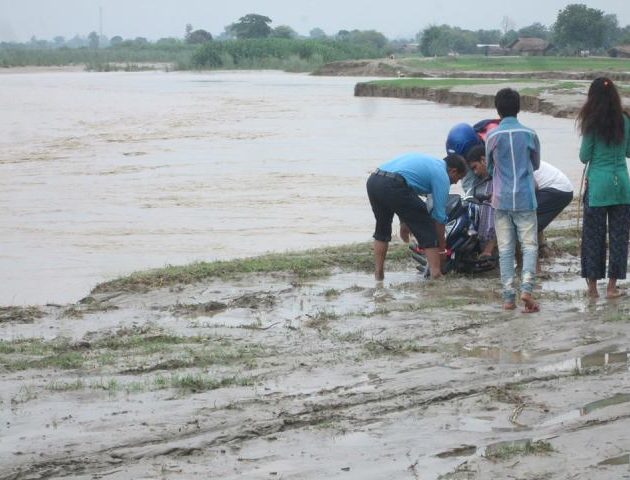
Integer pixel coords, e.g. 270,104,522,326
609,45,630,58
507,37,552,56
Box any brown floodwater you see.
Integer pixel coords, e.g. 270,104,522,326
0,71,582,305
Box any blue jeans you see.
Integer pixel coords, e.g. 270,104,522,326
495,210,538,303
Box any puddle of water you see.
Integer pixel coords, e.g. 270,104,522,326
598,453,630,466
541,393,630,428
581,393,630,415
528,350,630,376
458,345,565,364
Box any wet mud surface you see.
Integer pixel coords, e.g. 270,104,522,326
1,236,629,479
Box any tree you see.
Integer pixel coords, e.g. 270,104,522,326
476,29,502,44
309,27,326,39
553,4,606,51
348,30,388,49
185,23,193,41
500,29,519,47
110,36,123,46
272,25,297,39
156,37,182,46
133,37,149,46
620,25,630,44
601,14,620,49
517,23,550,40
88,31,99,49
418,25,477,56
53,36,65,47
187,29,213,44
231,14,272,39
336,30,351,41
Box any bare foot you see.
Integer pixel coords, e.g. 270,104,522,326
520,292,540,313
606,288,626,299
586,279,599,298
502,302,516,310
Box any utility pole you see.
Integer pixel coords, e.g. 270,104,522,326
99,6,103,39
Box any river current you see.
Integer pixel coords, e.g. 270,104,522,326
0,70,581,304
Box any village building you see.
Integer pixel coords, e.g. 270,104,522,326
609,45,630,58
507,37,553,56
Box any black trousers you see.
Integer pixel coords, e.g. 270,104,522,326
581,191,630,280
536,188,573,232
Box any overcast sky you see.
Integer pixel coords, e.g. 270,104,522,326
1,0,629,42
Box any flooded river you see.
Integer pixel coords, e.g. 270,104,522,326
0,71,581,305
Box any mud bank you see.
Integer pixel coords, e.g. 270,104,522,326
2,218,630,479
354,82,580,118
313,59,630,82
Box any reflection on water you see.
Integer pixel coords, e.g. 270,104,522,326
0,71,581,305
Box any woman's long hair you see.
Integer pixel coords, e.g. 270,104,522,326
577,77,625,145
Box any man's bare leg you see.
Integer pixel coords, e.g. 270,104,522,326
480,238,497,257
586,278,599,298
399,222,410,243
424,247,443,279
374,240,389,280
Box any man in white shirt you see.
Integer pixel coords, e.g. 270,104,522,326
534,161,574,233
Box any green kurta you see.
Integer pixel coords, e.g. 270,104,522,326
579,114,630,207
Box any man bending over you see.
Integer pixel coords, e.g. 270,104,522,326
366,153,466,280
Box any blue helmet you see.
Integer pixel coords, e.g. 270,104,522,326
446,123,482,158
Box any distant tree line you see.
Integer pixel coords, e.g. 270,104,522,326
418,4,630,56
2,4,629,68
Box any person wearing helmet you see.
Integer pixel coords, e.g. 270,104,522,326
445,123,484,196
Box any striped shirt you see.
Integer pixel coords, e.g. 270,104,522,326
486,117,540,211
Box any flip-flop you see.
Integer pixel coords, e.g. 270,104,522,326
521,302,540,313
520,293,540,314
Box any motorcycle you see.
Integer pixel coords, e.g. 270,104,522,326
410,180,497,276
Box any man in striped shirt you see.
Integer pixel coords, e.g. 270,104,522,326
486,88,540,312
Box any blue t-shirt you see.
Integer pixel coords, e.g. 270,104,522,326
379,153,450,224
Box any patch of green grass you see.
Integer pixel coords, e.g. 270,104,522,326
364,337,431,356
47,378,85,391
322,288,341,299
370,78,513,88
167,373,254,393
0,329,268,374
399,55,630,73
304,309,340,329
92,242,409,293
484,439,554,461
549,237,579,256
0,306,45,324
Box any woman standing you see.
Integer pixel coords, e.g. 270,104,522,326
577,77,630,299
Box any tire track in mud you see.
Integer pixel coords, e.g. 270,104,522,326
1,368,583,480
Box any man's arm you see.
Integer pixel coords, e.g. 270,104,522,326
530,133,541,171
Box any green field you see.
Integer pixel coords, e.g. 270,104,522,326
399,55,630,72
369,78,537,88
367,77,630,97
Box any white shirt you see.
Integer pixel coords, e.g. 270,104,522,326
534,161,573,193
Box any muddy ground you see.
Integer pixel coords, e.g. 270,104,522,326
1,212,630,479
